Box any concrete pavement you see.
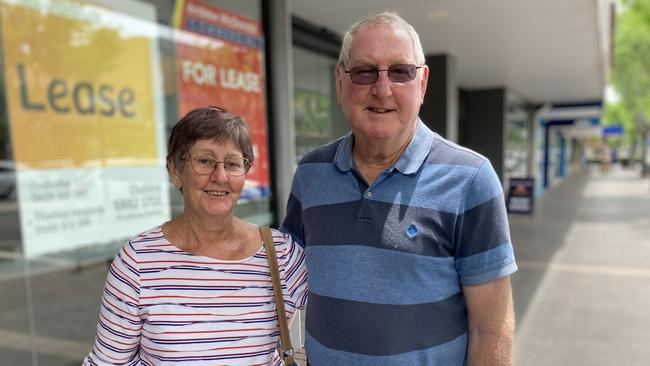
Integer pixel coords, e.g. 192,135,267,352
512,165,650,365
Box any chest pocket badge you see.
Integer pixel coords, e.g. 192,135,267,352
406,224,418,238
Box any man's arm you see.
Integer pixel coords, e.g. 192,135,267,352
464,276,515,366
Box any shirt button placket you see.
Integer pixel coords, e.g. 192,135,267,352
357,190,373,223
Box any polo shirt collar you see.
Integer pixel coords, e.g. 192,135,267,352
333,131,355,172
333,119,433,175
395,119,433,175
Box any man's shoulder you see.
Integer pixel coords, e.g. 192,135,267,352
425,134,489,168
297,136,346,166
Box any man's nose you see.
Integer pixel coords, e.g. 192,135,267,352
371,70,393,97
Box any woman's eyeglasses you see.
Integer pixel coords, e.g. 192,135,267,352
183,155,250,176
344,64,423,85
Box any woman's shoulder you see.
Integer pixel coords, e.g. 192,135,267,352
121,224,173,254
268,227,292,246
267,227,304,260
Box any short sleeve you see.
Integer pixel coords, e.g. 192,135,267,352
83,242,143,365
280,170,306,247
273,229,308,317
454,161,517,285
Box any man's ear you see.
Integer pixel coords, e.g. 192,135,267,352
419,65,429,105
335,65,343,105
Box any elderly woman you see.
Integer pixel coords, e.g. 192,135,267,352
84,106,308,365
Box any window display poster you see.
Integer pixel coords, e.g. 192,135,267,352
174,0,270,200
0,0,170,257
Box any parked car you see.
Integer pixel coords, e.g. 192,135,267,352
0,160,16,199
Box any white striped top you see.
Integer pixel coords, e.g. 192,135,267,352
84,226,308,365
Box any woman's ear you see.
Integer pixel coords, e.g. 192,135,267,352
167,159,182,189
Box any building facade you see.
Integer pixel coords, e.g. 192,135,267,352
0,0,611,364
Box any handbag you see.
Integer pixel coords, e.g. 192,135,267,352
260,226,302,366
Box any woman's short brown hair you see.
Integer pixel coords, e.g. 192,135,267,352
166,106,254,173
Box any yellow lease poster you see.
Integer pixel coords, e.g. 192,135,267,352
1,0,157,168
1,0,170,257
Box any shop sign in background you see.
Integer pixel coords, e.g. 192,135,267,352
174,0,270,200
0,0,169,257
507,177,535,214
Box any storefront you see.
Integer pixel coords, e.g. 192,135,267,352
0,0,344,364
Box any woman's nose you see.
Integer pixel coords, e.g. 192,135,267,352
210,163,229,182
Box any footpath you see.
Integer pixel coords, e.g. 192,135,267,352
511,165,650,365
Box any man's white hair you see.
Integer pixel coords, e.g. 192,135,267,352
337,12,426,68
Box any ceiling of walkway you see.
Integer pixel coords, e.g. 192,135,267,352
292,0,612,104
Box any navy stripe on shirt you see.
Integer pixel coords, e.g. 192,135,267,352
303,200,456,257
306,291,468,355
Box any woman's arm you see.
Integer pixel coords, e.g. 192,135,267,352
84,244,143,365
276,230,309,318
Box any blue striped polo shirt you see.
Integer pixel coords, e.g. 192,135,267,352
281,119,517,365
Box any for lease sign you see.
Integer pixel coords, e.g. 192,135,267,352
174,0,270,200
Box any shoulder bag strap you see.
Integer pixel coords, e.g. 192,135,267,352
260,226,296,365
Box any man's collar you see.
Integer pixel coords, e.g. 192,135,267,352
394,119,433,174
333,131,355,172
333,119,433,174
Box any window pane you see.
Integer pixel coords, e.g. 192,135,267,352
293,46,348,162
0,1,268,364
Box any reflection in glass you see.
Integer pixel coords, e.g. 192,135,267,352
0,1,268,365
293,46,348,162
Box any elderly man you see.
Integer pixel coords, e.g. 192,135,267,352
282,12,517,366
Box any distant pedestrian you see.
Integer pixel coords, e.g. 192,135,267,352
601,146,611,173
281,12,517,366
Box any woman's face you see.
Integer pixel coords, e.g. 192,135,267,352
170,138,246,220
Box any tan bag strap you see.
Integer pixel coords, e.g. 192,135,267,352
260,226,296,365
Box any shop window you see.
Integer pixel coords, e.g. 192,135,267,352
0,0,268,364
293,46,348,162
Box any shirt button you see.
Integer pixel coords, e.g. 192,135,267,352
366,191,373,198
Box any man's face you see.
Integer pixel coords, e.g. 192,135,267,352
336,24,428,144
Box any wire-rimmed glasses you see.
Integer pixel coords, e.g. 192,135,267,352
183,155,250,176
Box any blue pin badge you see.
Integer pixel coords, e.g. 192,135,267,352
406,224,418,238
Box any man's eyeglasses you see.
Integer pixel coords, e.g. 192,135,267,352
183,155,250,176
344,64,423,85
